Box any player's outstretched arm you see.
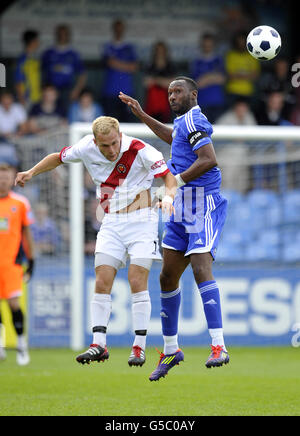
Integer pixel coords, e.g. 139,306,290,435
156,172,177,216
15,152,62,187
118,92,173,145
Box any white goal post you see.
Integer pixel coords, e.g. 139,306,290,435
69,122,300,350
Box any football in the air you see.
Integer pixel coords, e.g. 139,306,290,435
246,25,281,61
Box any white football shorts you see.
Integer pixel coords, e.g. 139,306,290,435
95,207,162,268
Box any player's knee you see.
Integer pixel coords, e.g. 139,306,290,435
94,277,112,294
160,270,177,291
128,275,146,293
191,263,211,284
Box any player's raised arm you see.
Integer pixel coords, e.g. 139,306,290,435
15,153,62,187
119,92,173,145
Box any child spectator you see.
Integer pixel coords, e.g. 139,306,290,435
31,203,61,255
27,84,66,134
68,88,104,123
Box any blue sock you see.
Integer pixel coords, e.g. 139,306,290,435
160,288,181,336
198,281,223,329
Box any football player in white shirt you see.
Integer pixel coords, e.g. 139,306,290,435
15,116,177,367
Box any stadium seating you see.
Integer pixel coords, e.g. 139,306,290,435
282,190,300,224
156,188,298,263
218,189,298,263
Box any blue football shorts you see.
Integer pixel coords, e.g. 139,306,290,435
161,188,227,259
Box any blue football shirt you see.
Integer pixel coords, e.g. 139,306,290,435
102,42,137,97
168,105,221,193
42,47,85,89
190,55,225,107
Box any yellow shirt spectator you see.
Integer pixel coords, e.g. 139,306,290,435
14,30,41,108
15,55,41,105
225,49,260,96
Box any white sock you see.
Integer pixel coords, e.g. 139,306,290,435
131,291,151,350
163,335,179,355
17,334,27,351
91,293,112,347
209,328,227,351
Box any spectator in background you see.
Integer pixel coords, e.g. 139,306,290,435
0,91,27,138
290,105,300,126
143,41,176,123
42,24,87,113
255,91,292,126
68,88,104,123
0,141,19,171
190,33,226,123
258,57,295,119
216,98,255,194
216,97,257,125
225,32,260,105
101,19,138,122
217,3,258,52
14,30,41,110
31,202,61,256
27,84,66,134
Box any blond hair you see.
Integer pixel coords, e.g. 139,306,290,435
92,116,120,137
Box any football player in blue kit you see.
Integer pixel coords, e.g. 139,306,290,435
119,77,229,381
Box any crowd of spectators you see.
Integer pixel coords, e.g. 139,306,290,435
1,20,298,132
1,20,298,140
1,18,298,256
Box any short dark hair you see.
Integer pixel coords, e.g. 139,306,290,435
234,97,249,106
79,87,94,98
42,83,57,92
173,76,198,92
22,30,39,46
202,32,216,41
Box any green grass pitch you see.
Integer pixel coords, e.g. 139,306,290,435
0,347,299,416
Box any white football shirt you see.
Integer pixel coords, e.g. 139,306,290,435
60,133,169,213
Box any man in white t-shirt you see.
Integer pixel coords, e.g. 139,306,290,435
0,91,27,138
15,116,176,367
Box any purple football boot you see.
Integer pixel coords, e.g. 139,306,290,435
149,349,184,381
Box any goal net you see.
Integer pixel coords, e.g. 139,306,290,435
9,123,300,349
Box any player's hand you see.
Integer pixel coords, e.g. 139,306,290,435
15,171,33,188
155,196,175,216
118,92,144,118
24,259,34,283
